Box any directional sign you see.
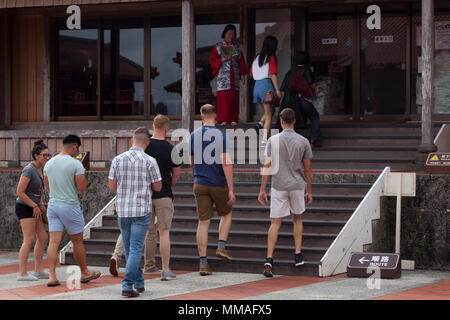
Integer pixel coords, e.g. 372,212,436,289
347,252,401,279
425,153,450,174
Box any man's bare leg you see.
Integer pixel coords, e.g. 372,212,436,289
266,218,282,258
291,214,303,254
69,232,100,280
159,228,171,272
47,231,63,283
196,219,210,257
218,212,232,242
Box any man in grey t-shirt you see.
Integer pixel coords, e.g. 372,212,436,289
258,108,313,277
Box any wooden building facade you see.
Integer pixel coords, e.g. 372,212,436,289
0,0,447,162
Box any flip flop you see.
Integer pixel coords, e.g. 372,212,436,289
47,281,61,287
80,270,101,284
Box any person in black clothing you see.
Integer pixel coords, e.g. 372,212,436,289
143,114,181,280
109,115,181,281
277,51,322,147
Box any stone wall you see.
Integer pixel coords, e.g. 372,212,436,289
369,174,450,270
0,170,115,250
1,171,449,271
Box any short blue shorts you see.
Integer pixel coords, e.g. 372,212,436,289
47,202,85,235
253,78,275,103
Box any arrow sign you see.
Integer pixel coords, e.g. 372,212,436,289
348,252,401,279
359,257,370,264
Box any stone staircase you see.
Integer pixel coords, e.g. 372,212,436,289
63,121,441,276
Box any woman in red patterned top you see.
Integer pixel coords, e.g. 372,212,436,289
209,25,247,125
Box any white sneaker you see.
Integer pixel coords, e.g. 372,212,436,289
17,274,39,281
30,271,50,279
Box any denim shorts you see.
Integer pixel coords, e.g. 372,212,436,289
253,78,275,103
47,202,85,235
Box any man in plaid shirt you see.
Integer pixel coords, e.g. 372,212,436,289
108,127,162,298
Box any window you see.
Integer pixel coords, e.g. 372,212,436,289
103,21,145,116
151,25,182,116
58,28,98,117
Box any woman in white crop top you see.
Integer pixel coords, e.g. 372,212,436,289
250,36,281,144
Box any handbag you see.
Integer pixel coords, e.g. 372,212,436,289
209,77,218,96
265,91,280,108
41,207,48,225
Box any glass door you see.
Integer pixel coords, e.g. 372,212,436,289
307,7,356,120
359,3,408,120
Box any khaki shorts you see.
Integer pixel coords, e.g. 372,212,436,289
150,197,174,230
270,188,305,219
193,183,232,221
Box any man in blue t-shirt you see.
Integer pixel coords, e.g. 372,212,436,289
190,104,236,276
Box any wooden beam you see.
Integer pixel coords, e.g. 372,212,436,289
239,5,249,123
181,0,195,131
419,0,436,152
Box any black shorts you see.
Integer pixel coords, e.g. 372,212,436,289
15,202,34,220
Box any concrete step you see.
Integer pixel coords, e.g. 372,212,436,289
102,215,346,234
173,182,372,195
172,192,362,208
172,204,354,221
319,136,421,147
89,226,338,247
82,239,327,262
309,150,417,159
232,160,413,171
64,251,320,276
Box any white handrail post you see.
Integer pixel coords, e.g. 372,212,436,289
395,187,402,254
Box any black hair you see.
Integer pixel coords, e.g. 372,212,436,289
31,140,48,160
221,24,237,39
295,51,310,65
63,134,82,146
258,36,278,67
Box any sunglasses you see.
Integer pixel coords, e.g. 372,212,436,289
39,153,52,158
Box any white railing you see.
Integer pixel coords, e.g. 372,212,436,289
434,124,450,152
318,167,391,277
58,196,116,264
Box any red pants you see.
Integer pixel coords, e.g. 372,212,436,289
216,89,239,124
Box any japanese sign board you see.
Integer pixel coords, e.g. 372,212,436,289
347,252,401,279
424,153,450,174
416,21,450,50
374,35,393,43
322,38,337,45
75,152,90,170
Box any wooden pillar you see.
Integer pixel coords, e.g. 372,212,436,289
182,0,195,131
419,0,437,153
239,6,249,123
43,17,51,122
2,12,11,128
